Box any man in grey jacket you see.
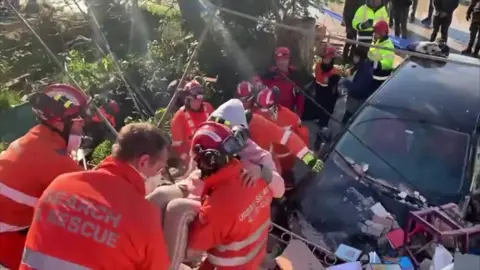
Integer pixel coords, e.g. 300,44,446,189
430,0,460,42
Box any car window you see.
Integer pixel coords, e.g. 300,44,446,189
335,106,469,199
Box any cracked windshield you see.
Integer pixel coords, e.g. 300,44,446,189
1,0,480,269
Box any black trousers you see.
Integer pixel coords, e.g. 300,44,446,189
468,20,480,53
430,14,452,41
343,26,357,62
393,7,409,37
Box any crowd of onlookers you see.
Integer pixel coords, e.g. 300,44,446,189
343,0,480,58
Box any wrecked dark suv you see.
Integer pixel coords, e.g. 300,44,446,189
289,54,480,255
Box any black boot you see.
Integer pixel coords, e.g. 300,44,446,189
462,47,473,55
474,45,480,58
421,17,432,26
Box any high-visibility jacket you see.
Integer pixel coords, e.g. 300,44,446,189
254,106,310,172
368,37,395,81
314,63,339,87
0,125,81,270
188,159,272,269
171,102,214,161
352,4,389,43
20,156,171,270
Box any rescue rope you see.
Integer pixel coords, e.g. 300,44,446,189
155,26,210,127
75,0,156,118
5,1,118,137
206,3,480,68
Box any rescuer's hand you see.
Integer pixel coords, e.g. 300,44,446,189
301,152,324,173
360,19,374,29
241,163,262,188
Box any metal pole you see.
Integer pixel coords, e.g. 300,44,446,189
155,25,210,127
209,3,480,68
6,1,118,137
79,0,155,118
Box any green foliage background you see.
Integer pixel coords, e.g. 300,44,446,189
0,0,329,163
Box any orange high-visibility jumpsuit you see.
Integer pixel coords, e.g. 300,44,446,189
0,125,82,270
20,156,170,270
171,103,214,162
188,159,272,269
253,106,310,173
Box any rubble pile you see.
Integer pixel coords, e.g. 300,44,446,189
274,202,480,270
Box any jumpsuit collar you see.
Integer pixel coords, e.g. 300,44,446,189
31,124,68,150
202,159,243,196
96,156,146,195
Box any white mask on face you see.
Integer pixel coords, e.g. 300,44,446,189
67,134,82,153
136,168,163,195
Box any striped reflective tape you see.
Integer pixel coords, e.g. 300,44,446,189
0,182,38,208
208,238,267,267
21,248,91,270
216,220,270,251
0,222,29,233
280,130,292,145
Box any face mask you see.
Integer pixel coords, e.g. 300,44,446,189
67,134,82,153
136,168,162,195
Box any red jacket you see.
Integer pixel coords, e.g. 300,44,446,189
0,125,81,269
257,67,306,117
188,159,272,269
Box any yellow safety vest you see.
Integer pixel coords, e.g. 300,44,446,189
352,5,389,41
369,38,395,81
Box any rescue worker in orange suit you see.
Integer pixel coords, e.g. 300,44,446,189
235,81,258,110
254,47,306,117
20,122,171,270
171,79,214,164
253,87,324,188
303,46,341,128
84,99,121,160
0,84,87,269
147,99,285,269
185,121,273,269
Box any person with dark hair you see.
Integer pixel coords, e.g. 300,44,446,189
20,122,171,270
463,0,480,57
430,0,460,42
341,48,374,124
0,84,86,270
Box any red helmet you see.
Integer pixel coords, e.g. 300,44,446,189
324,46,337,58
183,80,204,100
191,122,244,172
236,81,255,101
275,47,291,59
374,20,389,35
255,86,276,110
30,84,89,123
92,100,120,125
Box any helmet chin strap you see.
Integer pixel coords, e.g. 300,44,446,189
42,118,73,145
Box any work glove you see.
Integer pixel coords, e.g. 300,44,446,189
360,19,374,30
301,151,324,173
